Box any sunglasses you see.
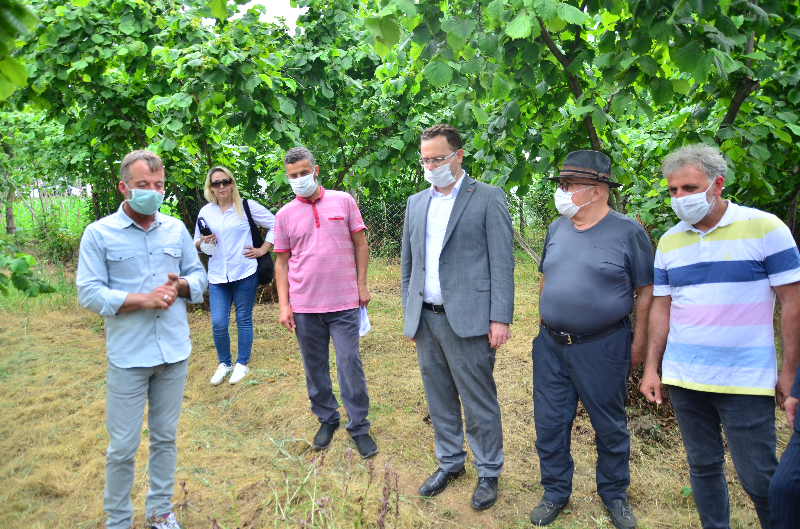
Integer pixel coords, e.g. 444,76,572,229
210,178,233,188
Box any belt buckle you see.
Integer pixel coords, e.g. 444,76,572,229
432,305,444,314
552,329,573,345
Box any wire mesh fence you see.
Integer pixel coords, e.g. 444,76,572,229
357,194,551,260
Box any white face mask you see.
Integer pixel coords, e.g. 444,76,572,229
671,186,715,225
424,163,456,188
199,241,216,256
554,186,595,219
289,173,317,198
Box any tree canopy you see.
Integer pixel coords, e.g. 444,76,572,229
1,0,798,241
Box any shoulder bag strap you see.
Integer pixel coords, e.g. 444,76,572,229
242,199,265,247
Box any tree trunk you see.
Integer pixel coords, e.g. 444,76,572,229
5,187,15,235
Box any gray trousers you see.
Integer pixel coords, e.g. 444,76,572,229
104,359,188,529
294,308,371,436
416,308,504,477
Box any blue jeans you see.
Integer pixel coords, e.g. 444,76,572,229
209,272,258,366
769,423,800,528
670,386,777,529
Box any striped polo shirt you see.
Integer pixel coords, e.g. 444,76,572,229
654,201,800,395
273,187,366,313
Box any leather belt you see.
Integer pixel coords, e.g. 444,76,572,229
542,319,625,345
422,302,446,314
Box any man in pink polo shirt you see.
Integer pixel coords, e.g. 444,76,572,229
273,146,377,459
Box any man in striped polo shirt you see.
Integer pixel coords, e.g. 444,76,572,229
641,144,800,528
274,146,378,459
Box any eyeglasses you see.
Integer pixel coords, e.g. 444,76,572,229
558,181,596,193
210,178,233,188
418,151,457,167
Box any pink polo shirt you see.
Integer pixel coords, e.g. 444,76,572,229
273,187,366,313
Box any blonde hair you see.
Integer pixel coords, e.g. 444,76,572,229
204,166,244,218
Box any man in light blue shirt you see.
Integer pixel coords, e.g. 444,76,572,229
76,150,207,529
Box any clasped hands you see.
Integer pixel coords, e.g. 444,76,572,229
145,273,181,310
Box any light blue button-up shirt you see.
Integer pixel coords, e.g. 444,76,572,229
76,205,208,368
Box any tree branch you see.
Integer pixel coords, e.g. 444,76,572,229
332,123,398,190
538,18,602,151
715,76,760,144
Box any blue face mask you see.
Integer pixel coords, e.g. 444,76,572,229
124,183,164,215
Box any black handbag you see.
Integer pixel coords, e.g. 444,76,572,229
242,199,275,285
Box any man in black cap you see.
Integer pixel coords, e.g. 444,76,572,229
529,150,654,528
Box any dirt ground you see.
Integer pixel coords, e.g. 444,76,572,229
0,260,793,528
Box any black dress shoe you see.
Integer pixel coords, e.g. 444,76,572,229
312,421,340,450
470,477,498,510
417,467,465,497
352,434,379,459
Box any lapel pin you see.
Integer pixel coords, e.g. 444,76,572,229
467,188,472,192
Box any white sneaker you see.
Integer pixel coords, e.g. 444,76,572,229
229,363,249,385
210,363,233,385
150,512,181,529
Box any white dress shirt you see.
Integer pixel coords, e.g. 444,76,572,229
423,171,465,304
194,199,275,284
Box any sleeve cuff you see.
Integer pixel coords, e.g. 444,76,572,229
182,274,207,304
265,230,275,244
100,290,129,318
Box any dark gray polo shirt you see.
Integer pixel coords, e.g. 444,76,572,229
538,210,655,334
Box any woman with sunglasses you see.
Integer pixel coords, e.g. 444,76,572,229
194,166,275,385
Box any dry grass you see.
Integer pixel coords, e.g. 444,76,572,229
0,259,792,528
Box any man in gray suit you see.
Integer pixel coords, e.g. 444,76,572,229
401,124,515,510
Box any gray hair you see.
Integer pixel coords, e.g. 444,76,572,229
284,146,315,168
661,144,729,185
120,150,164,182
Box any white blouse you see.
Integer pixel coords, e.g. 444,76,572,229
193,200,275,284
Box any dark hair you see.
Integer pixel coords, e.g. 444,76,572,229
120,150,164,182
284,146,316,168
421,124,463,151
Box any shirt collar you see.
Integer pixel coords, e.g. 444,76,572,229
296,186,325,204
429,170,467,199
680,200,737,234
115,203,161,231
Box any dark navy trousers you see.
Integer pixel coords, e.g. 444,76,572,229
770,424,800,528
531,322,632,506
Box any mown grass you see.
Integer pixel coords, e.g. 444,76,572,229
0,257,792,528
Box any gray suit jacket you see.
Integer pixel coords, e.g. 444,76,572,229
400,174,515,339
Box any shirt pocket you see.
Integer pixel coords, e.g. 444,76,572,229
106,250,138,277
162,247,182,274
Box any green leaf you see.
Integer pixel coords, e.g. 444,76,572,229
556,3,589,25
534,0,558,21
650,77,674,107
423,61,453,88
785,123,800,136
174,93,193,108
0,58,28,87
743,51,766,61
672,41,703,73
119,13,137,35
73,0,91,6
476,33,499,55
486,0,506,22
694,52,715,84
8,257,30,275
364,16,402,48
235,93,254,112
772,129,792,142
91,34,104,44
74,59,89,70
506,12,533,39
245,74,261,92
637,56,659,76
680,486,692,498
672,79,691,95
209,0,229,20
471,102,489,125
161,137,177,152
492,75,511,99
279,97,296,116
748,144,770,161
